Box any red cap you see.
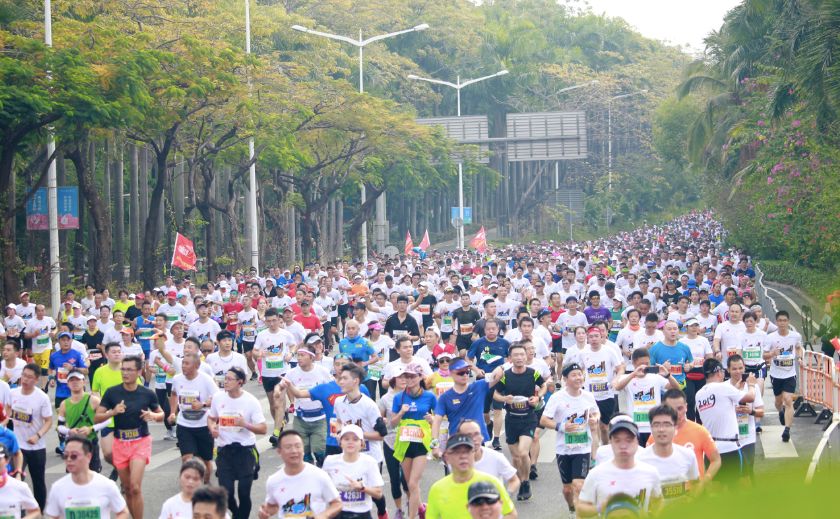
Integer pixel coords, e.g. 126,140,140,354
167,290,177,298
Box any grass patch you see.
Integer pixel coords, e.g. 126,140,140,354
756,259,840,305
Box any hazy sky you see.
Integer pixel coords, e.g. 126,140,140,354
582,0,742,52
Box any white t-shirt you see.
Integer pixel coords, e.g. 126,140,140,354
25,317,56,354
0,471,39,517
209,390,266,447
765,330,802,379
148,349,175,389
740,329,768,367
0,358,26,389
621,374,669,433
322,454,384,514
695,381,742,453
238,309,259,343
333,394,384,463
615,326,641,360
264,464,340,518
714,320,746,357
159,493,193,519
254,328,296,378
158,303,188,329
632,329,664,352
382,357,433,381
543,389,599,455
171,372,219,428
188,319,222,343
9,386,52,450
474,446,517,484
44,472,127,519
284,365,333,421
205,351,250,388
681,336,713,369
579,347,622,401
579,461,662,512
556,311,588,349
637,445,699,500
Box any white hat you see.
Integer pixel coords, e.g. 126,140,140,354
338,424,365,441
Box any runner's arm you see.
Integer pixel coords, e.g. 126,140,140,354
320,498,342,519
575,499,598,518
703,442,722,481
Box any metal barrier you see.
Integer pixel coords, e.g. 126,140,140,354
796,350,840,427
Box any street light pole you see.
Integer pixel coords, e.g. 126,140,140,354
245,0,259,272
292,23,429,262
44,0,60,315
406,69,509,249
606,89,647,232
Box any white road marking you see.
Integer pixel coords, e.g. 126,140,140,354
759,425,799,458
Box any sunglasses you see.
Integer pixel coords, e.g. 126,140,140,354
437,358,451,363
453,370,470,376
62,452,84,461
470,497,500,506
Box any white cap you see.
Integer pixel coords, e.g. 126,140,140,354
338,424,365,441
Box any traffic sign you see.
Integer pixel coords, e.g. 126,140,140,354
450,207,472,224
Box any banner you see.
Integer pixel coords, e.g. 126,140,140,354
26,187,80,230
419,229,431,251
450,207,473,225
469,226,487,253
171,233,197,271
404,231,414,256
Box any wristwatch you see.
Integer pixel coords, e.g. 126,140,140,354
429,439,441,448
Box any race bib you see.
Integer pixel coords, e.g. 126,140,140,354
459,323,474,335
661,481,687,499
669,364,684,375
10,405,32,424
218,412,242,431
510,396,530,412
329,418,342,438
418,304,431,315
117,428,141,441
775,356,794,367
564,431,588,445
242,324,256,340
589,382,608,394
399,424,425,443
166,314,179,322
743,348,761,361
88,350,102,362
0,503,20,519
480,352,501,365
265,355,285,370
442,315,453,327
693,357,704,368
737,413,750,436
57,367,69,383
367,365,383,381
65,498,101,519
394,330,409,339
138,328,155,341
214,374,226,388
36,335,49,346
339,489,366,503
155,367,167,384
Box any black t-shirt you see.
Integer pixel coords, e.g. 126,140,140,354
418,295,438,328
384,313,420,340
124,305,142,322
452,307,481,346
495,367,544,417
101,384,160,439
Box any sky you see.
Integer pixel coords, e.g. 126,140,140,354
580,0,742,52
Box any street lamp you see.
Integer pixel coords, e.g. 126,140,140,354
606,89,647,230
292,23,429,261
245,0,259,272
406,69,509,249
44,0,60,314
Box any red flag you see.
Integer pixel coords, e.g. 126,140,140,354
419,229,431,251
470,226,487,253
404,231,414,256
831,337,840,353
172,232,197,271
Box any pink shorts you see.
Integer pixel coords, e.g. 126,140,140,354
112,434,152,469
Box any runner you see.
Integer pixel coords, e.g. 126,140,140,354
95,355,164,519
0,443,39,519
44,436,128,519
91,342,126,479
191,485,229,519
455,418,520,496
694,358,756,485
540,363,600,516
648,321,693,390
56,369,105,472
763,310,802,443
577,416,663,517
1,340,25,389
425,433,516,519
159,459,206,519
148,331,178,441
322,424,385,519
452,293,481,357
206,330,250,389
9,362,52,509
492,343,547,500
169,351,219,481
258,430,342,519
379,375,409,517
680,318,714,421
252,308,296,444
466,320,510,451
23,305,56,381
612,348,679,445
49,331,88,454
637,405,701,502
207,366,267,519
577,327,623,443
726,354,764,481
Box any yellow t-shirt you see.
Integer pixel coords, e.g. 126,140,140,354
426,470,515,519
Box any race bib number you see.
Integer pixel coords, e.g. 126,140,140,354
138,329,155,341
0,503,20,519
737,413,750,436
155,367,167,384
418,304,431,315
726,349,740,358
265,355,285,370
399,424,425,443
242,324,256,340
669,364,684,375
65,499,101,519
166,314,179,322
661,481,687,499
564,431,589,445
219,412,242,431
57,367,69,383
775,356,794,367
394,330,409,339
443,315,453,327
743,348,761,361
633,411,651,424
510,396,530,411
11,405,32,424
459,323,474,335
88,350,102,362
339,489,366,503
36,335,49,346
480,352,501,365
214,374,226,388
117,428,141,441
329,418,342,438
367,365,382,381
589,382,608,394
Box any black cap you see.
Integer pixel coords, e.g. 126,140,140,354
608,415,639,438
536,309,551,320
467,480,501,505
703,358,724,376
445,433,474,451
562,363,584,378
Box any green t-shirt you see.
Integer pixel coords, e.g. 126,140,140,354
92,365,124,397
426,470,515,519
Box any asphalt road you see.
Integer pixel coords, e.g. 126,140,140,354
30,375,837,519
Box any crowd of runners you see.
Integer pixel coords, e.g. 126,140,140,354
0,210,806,518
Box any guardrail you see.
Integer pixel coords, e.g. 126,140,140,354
798,349,840,483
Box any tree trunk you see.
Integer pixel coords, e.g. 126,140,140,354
57,151,69,275
141,136,175,290
69,139,112,288
113,141,125,281
129,143,140,280
139,146,149,246
347,186,381,260
174,158,184,229
287,185,297,265
0,162,18,302
335,199,343,260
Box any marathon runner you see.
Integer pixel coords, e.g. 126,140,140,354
159,459,207,519
763,310,802,443
637,405,701,502
169,351,219,481
0,443,39,519
726,354,764,481
612,348,679,445
56,369,105,472
9,362,52,509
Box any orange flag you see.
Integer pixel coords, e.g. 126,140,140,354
470,226,487,253
404,230,414,255
172,233,197,270
419,229,431,251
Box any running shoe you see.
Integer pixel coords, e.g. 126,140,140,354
781,427,790,442
491,437,502,451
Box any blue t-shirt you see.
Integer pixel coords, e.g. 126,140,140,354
308,381,370,447
649,341,693,385
435,379,491,441
135,316,155,353
339,336,375,363
392,389,437,421
0,426,19,472
467,337,511,372
709,293,725,307
49,349,87,398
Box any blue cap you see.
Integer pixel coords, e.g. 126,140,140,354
57,331,73,340
450,358,469,371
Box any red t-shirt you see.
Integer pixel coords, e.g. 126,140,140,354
294,313,321,334
223,302,244,331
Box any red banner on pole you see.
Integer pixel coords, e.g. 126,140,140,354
470,226,487,253
172,233,197,271
404,231,414,256
419,229,431,251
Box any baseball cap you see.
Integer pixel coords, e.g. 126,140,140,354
608,415,639,438
57,331,72,340
19,291,29,298
402,363,425,376
167,290,177,298
445,433,474,451
562,363,584,377
450,358,469,371
467,480,501,505
120,328,135,336
86,315,97,322
5,303,15,310
703,358,724,376
67,370,86,381
436,350,455,360
684,317,700,327
338,424,365,441
367,321,384,332
536,309,551,320
216,330,234,341
305,334,323,345
71,301,81,309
